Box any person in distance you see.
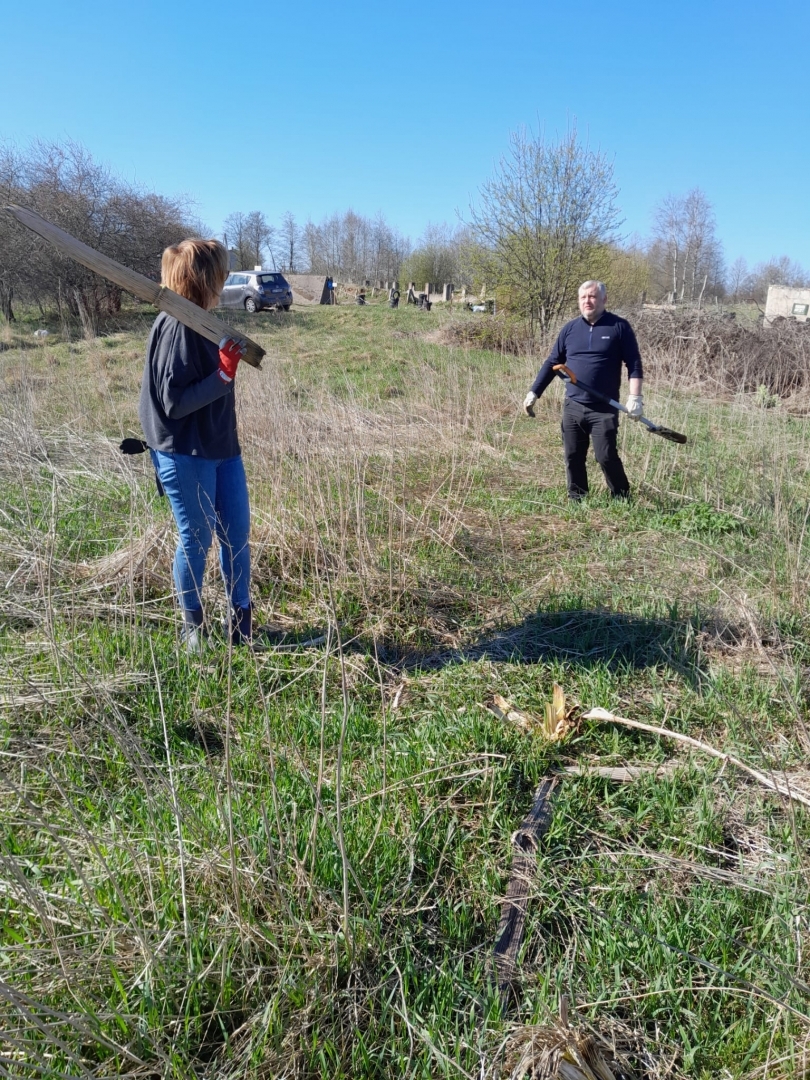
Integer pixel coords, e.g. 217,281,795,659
523,280,643,501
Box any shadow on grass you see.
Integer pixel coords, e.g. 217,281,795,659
375,606,703,683
243,604,708,688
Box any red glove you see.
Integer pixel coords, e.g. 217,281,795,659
218,337,246,382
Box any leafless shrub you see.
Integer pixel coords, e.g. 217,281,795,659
0,138,202,326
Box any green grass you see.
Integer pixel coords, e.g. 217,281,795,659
0,303,809,1077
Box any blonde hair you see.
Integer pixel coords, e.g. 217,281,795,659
161,238,229,309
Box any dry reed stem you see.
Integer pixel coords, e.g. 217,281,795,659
584,708,810,810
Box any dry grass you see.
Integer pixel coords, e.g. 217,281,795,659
1,305,810,1078
495,1007,682,1079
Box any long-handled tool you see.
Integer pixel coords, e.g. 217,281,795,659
3,205,265,369
527,363,687,445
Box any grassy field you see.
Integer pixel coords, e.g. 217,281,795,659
0,300,809,1078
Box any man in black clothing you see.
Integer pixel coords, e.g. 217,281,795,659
523,281,644,500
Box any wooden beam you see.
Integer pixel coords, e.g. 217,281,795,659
584,708,810,809
493,777,558,1004
4,205,265,369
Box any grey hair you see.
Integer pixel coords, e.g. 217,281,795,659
579,280,607,299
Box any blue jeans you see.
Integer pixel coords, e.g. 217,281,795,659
151,451,251,613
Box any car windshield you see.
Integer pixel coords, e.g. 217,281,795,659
257,274,284,286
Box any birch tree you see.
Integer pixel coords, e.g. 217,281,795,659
278,212,300,272
301,210,409,282
650,188,724,303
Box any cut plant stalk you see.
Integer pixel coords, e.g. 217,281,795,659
485,684,573,741
526,362,687,444
3,204,265,369
584,707,810,809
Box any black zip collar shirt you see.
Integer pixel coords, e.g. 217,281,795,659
530,311,643,411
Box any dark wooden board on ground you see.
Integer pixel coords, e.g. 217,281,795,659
493,777,559,1004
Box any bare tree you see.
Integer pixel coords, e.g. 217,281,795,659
224,211,274,270
278,212,300,272
0,143,25,320
244,211,274,269
465,125,623,332
223,211,245,269
650,188,725,303
744,255,810,302
727,256,751,301
301,209,409,282
1,138,198,326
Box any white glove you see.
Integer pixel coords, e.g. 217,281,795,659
625,394,643,418
523,391,538,414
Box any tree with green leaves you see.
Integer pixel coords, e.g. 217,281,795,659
466,125,622,332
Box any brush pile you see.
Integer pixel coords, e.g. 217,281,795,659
628,307,810,399
444,306,810,402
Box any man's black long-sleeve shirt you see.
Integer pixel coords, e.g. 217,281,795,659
530,311,643,412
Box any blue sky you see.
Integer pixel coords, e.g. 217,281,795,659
1,0,806,270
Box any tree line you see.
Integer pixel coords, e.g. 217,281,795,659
220,208,410,285
2,136,807,331
458,126,809,331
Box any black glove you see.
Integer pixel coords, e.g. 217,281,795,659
119,438,164,497
119,438,149,455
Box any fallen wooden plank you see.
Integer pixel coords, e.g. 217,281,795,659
560,761,679,782
493,776,558,1003
4,205,265,369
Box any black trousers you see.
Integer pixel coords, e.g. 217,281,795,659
561,398,630,499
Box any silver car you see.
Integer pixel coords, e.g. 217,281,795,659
219,270,293,313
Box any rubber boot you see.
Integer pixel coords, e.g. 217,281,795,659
181,608,206,654
230,604,253,647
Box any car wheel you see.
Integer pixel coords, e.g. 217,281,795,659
282,304,291,312
245,297,257,313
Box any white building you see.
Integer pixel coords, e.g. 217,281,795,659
764,286,810,326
